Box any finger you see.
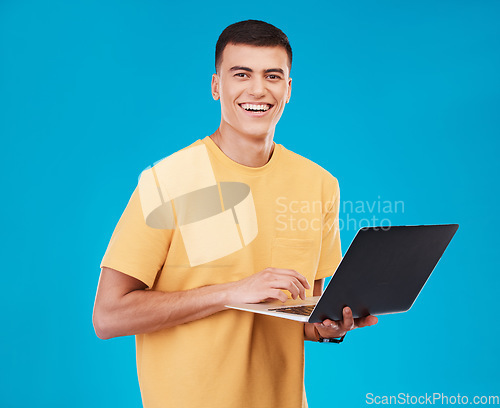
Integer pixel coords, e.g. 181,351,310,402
269,268,311,290
341,307,355,331
314,320,341,334
285,276,308,299
268,289,288,303
355,315,378,328
273,277,300,299
271,276,306,300
292,271,311,290
314,320,342,337
320,319,339,330
289,276,307,300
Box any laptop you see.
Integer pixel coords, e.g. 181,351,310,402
225,224,459,323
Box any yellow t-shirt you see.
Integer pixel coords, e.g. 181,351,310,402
101,136,342,408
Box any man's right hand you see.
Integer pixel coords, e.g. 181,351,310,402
226,268,311,304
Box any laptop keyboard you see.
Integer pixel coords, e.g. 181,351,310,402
268,305,315,316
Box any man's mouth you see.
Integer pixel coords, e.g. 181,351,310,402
239,103,273,112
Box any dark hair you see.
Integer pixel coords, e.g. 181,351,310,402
215,20,292,72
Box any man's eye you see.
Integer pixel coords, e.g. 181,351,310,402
267,75,281,80
234,73,248,78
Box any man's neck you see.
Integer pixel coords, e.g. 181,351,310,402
209,126,275,168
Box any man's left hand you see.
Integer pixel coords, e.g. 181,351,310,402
314,306,378,339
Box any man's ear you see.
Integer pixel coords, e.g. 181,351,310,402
211,74,220,100
286,77,292,103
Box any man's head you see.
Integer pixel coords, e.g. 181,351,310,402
215,20,292,73
212,21,293,140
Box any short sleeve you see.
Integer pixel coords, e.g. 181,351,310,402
100,187,172,288
315,180,342,280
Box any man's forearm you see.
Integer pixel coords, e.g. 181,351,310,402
94,277,233,340
304,323,319,341
303,278,325,341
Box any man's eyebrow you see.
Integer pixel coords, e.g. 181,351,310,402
264,68,285,75
230,66,253,72
229,66,285,75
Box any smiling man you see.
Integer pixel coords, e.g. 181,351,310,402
211,42,290,163
93,20,376,408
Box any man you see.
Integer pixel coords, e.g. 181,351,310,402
93,20,377,408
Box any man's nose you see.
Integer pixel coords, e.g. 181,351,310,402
248,77,266,98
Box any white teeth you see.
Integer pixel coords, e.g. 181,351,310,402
240,103,271,112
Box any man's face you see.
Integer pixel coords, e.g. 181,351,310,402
212,43,292,139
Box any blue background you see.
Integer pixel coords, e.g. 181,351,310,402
1,1,499,407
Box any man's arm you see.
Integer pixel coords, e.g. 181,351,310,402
304,279,327,341
304,279,378,341
93,266,310,340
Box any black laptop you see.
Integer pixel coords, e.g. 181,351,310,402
226,224,459,322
